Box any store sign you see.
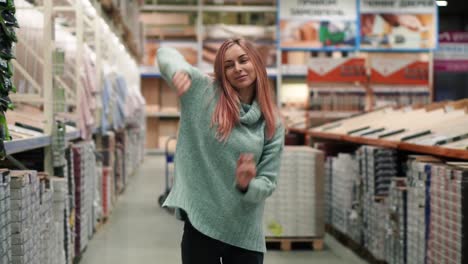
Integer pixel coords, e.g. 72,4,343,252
370,57,429,85
280,0,356,20
434,32,468,72
360,0,437,50
361,0,435,13
307,57,367,83
279,0,358,50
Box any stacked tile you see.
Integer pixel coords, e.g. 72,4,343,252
362,193,387,261
97,132,116,169
125,126,145,178
264,146,325,237
97,132,115,217
0,170,11,264
330,153,360,238
50,177,69,264
406,157,440,264
95,161,103,223
427,163,468,264
360,146,398,197
64,146,74,264
115,146,124,194
324,157,333,225
102,167,113,218
38,175,56,264
384,178,408,264
72,143,89,256
10,170,40,264
84,142,98,238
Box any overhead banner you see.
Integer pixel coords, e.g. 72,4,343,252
279,0,358,50
307,57,367,83
370,57,429,85
360,0,437,50
434,32,468,72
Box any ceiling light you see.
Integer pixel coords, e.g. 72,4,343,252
436,1,448,7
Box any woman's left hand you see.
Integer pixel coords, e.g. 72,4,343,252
235,153,256,192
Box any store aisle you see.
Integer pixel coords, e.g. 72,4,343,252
80,156,367,264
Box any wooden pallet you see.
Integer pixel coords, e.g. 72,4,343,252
266,237,324,251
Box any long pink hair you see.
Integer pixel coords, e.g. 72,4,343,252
212,38,278,142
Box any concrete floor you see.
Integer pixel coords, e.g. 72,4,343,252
80,156,368,264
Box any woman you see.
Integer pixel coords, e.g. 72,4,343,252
157,38,284,264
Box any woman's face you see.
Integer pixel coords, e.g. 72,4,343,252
224,44,257,91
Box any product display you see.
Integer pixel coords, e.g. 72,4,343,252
328,153,360,239
324,142,468,264
72,141,97,256
384,178,407,264
427,163,468,264
50,176,69,264
0,169,11,264
406,156,441,264
10,170,40,264
264,146,325,237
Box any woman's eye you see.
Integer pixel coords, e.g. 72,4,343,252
225,64,233,69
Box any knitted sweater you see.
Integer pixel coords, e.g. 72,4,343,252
157,47,285,253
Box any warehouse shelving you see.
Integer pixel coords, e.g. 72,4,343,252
308,99,468,160
140,0,278,152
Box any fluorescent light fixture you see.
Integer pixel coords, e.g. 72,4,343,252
436,1,448,6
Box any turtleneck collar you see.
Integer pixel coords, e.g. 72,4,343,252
239,100,261,125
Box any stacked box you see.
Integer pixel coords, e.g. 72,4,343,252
125,127,145,178
64,146,74,264
363,193,387,261
51,177,69,264
72,143,90,256
115,146,125,194
427,164,468,264
85,143,98,238
0,170,11,264
72,141,98,256
102,167,113,218
360,146,398,197
406,157,440,264
95,162,103,223
37,175,56,264
97,131,116,168
264,146,325,237
9,170,40,264
330,153,361,240
384,178,407,264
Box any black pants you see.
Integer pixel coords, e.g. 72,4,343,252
181,220,264,264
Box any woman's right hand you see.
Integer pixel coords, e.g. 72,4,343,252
173,71,191,97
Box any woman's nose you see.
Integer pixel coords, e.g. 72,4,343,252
234,63,242,72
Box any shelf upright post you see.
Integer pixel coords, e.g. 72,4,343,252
76,0,84,136
43,0,54,175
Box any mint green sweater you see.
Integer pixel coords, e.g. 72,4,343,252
157,47,284,253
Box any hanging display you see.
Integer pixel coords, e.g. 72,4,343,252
360,0,437,50
279,0,358,50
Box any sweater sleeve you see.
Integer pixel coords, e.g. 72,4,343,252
242,122,285,203
156,47,205,93
157,47,213,113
